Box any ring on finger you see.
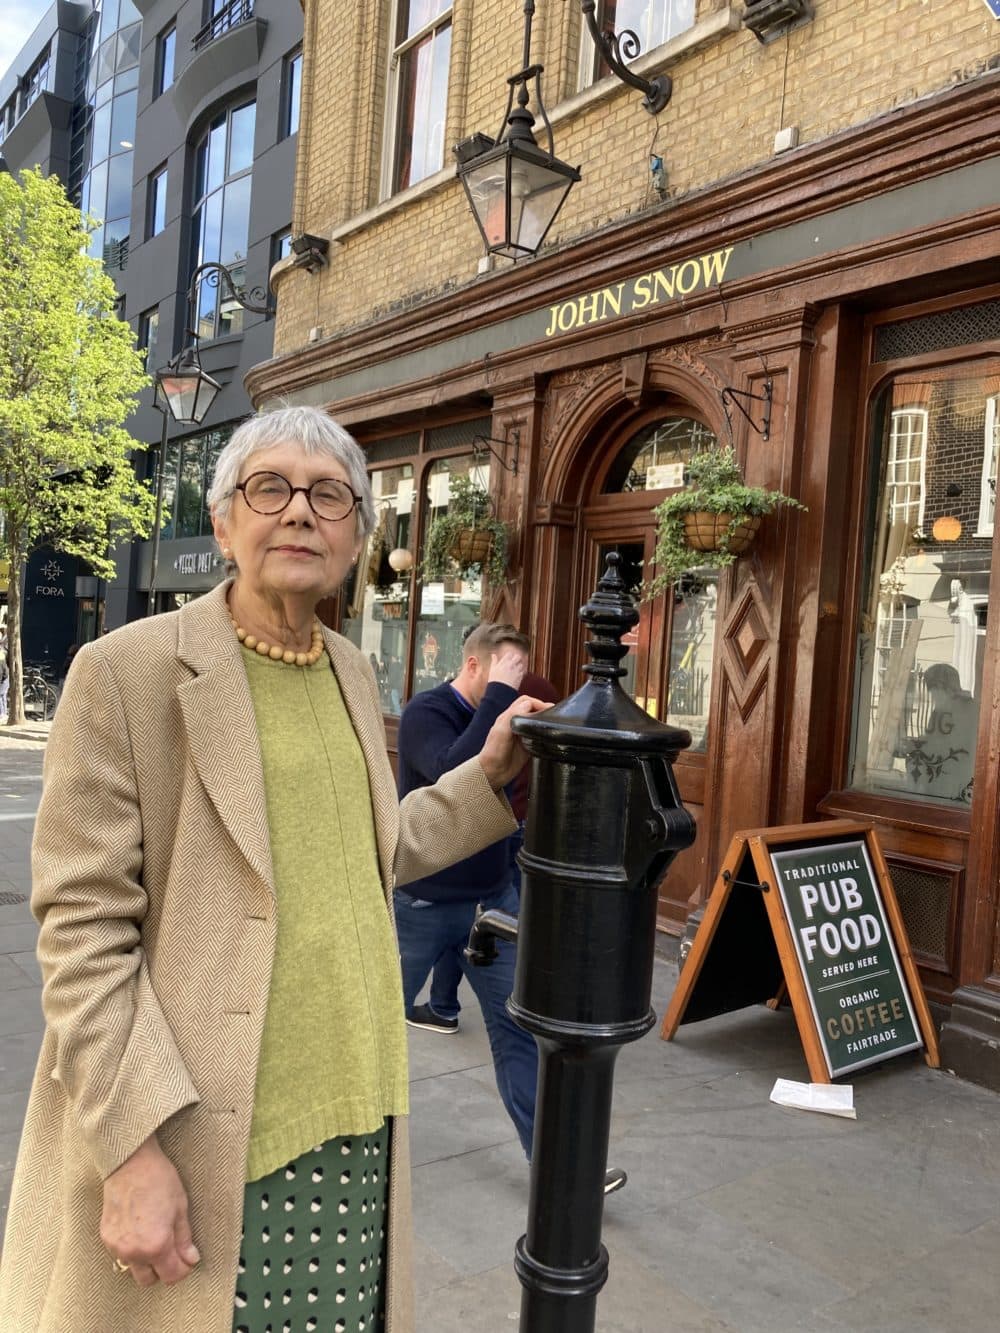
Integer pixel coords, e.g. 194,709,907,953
112,1257,131,1275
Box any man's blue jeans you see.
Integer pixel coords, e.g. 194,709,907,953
394,883,537,1159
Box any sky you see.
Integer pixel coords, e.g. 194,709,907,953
0,2,49,84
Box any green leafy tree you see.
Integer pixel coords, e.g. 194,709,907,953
0,168,153,724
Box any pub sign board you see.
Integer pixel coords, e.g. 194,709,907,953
660,821,940,1083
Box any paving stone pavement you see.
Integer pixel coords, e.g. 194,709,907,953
2,732,1000,1329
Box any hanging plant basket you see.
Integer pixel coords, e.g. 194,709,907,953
683,512,762,555
448,527,494,567
646,446,805,599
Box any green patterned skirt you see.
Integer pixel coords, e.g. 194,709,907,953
233,1121,390,1333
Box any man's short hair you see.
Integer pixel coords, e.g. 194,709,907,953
462,622,529,662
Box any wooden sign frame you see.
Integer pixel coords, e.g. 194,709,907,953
660,820,940,1083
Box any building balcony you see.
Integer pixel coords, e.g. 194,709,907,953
193,0,256,53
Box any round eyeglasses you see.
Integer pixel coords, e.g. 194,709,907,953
232,471,361,522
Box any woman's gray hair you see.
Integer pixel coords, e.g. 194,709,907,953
208,406,376,538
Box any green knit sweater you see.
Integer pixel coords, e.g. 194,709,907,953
242,646,409,1182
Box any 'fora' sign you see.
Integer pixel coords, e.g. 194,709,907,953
544,246,735,338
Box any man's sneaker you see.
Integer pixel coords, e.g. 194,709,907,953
604,1167,627,1196
406,1003,459,1035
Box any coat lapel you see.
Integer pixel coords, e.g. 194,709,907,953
321,627,399,894
176,583,275,897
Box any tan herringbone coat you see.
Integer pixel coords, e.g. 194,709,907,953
0,582,516,1333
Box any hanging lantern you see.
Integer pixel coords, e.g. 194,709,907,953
388,547,414,573
932,515,962,543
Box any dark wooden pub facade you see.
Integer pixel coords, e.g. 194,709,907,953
250,77,1000,1088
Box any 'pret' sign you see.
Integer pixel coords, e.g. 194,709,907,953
770,841,922,1077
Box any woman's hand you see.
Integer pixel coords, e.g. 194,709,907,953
101,1134,200,1287
479,695,553,791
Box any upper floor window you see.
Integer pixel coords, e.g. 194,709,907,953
977,395,1000,537
886,407,928,535
386,1,452,195
148,165,168,237
282,49,302,138
191,101,256,339
155,26,176,98
195,0,256,53
21,45,52,115
138,306,160,370
271,227,292,265
579,1,695,89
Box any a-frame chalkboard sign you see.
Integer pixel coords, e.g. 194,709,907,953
660,821,940,1082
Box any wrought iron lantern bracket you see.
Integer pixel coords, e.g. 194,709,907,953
721,379,773,441
473,432,520,476
184,260,275,341
579,0,673,114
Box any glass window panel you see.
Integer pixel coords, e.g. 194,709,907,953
394,22,451,191
140,308,159,369
342,464,415,715
99,0,120,41
157,27,175,96
160,439,181,540
116,23,141,72
849,369,999,808
207,116,227,193
91,99,112,161
119,0,140,25
103,215,129,270
176,440,206,537
398,0,451,42
228,102,256,175
285,52,302,137
87,222,104,260
96,75,113,108
110,89,136,152
97,35,117,87
194,137,209,203
666,570,718,751
412,455,487,698
115,65,139,94
603,417,718,493
105,150,132,222
87,158,108,221
150,168,167,236
220,174,251,267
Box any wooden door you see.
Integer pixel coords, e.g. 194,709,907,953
581,494,714,933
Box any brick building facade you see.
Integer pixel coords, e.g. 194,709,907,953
251,0,1000,1086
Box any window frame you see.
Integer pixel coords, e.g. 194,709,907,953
154,24,176,99
977,394,1000,538
147,163,168,238
137,305,160,369
281,47,302,139
381,1,453,200
885,406,928,536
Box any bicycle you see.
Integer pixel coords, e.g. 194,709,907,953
22,666,58,722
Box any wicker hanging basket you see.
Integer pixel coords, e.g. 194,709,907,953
448,528,494,566
682,511,762,554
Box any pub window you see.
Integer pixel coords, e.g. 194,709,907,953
602,415,716,493
976,394,1000,537
849,368,999,808
578,1,695,90
341,418,491,717
384,1,452,196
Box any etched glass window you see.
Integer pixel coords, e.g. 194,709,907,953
849,369,998,808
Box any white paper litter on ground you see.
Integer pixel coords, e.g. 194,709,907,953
770,1078,857,1119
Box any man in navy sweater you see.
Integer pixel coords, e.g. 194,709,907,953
395,621,539,1157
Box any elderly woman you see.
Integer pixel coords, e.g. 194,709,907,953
0,407,544,1333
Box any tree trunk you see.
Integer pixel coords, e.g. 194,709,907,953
6,538,25,726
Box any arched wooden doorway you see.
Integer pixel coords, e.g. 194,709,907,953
569,406,725,933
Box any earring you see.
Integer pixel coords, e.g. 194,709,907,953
223,548,232,559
